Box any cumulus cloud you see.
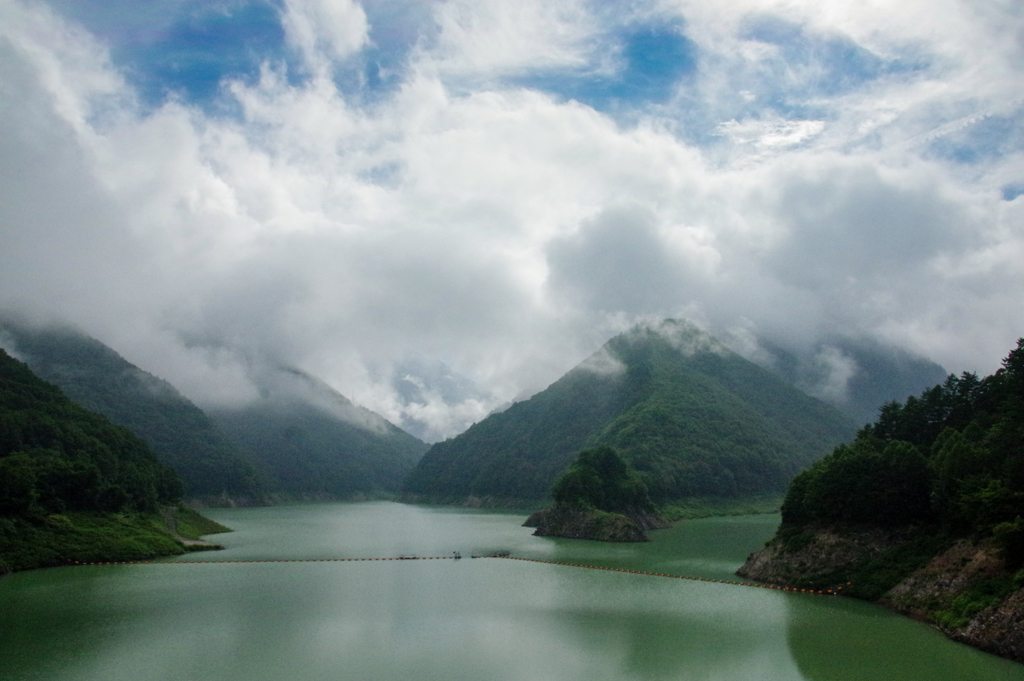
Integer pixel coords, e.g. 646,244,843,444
425,0,599,79
282,0,370,69
0,0,1022,439
547,204,694,314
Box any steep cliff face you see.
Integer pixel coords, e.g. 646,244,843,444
738,526,1024,664
737,525,917,590
956,589,1024,662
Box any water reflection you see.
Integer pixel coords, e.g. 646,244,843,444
2,503,1022,681
787,594,1024,681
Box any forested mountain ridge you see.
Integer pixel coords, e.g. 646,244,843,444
208,366,430,499
0,319,429,502
0,320,264,502
0,349,193,572
738,338,1024,663
403,319,858,505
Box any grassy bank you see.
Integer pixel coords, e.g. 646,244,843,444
169,504,231,541
0,512,183,573
0,505,232,574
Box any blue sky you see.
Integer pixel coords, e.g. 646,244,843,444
1,0,1022,438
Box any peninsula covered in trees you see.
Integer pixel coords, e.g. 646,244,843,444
524,446,668,541
740,339,1024,663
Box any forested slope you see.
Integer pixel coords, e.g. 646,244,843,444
404,319,857,504
0,349,189,572
0,321,263,502
209,367,430,498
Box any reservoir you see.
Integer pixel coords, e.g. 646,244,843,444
2,502,1022,681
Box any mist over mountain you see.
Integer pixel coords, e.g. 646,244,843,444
208,365,429,498
404,319,858,504
0,318,428,501
737,337,949,427
0,319,263,502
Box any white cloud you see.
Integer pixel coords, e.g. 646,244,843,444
714,118,825,151
0,0,1022,439
0,0,129,134
424,0,600,79
282,0,370,70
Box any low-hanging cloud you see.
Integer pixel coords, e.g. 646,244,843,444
0,0,1022,439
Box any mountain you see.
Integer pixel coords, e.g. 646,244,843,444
208,366,430,498
738,338,1024,664
0,348,187,571
403,319,858,505
0,320,264,502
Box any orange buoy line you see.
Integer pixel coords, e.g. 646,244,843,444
61,555,848,596
489,556,846,596
63,555,470,566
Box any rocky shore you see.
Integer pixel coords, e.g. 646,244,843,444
523,506,670,542
737,525,1024,664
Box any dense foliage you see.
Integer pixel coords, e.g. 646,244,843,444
0,349,182,517
551,447,652,513
782,339,1024,545
404,320,857,503
0,322,263,500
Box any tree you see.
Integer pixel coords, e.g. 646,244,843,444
551,447,652,513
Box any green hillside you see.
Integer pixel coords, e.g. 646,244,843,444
780,338,1024,542
0,349,187,572
403,319,857,504
0,321,264,502
209,368,430,498
738,339,1024,662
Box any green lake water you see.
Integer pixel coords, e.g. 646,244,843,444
2,501,1023,681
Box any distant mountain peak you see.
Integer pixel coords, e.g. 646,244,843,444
625,318,732,358
208,363,429,497
403,318,857,504
247,363,404,436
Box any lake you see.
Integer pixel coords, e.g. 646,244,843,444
2,502,1022,680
